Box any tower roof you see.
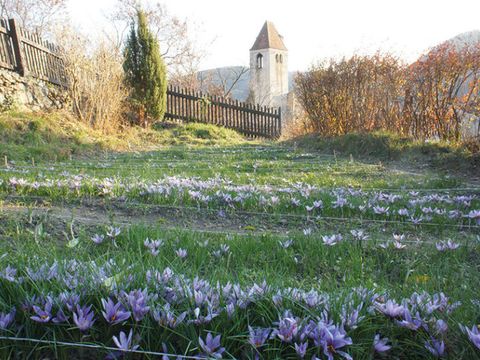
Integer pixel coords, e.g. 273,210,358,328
250,21,287,51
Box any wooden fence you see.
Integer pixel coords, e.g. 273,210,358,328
166,86,282,138
0,19,67,87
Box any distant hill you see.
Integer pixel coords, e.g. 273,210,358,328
197,66,296,102
442,30,480,50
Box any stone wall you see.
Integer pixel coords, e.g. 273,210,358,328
0,68,69,112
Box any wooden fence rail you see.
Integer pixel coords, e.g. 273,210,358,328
166,86,282,139
0,19,67,87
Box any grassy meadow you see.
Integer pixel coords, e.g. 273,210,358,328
0,112,479,359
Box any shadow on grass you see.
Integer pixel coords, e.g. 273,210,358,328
283,131,480,176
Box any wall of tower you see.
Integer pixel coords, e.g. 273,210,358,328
249,48,289,107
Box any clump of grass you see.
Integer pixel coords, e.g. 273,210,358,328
0,111,250,162
285,131,480,174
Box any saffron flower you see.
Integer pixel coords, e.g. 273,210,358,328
320,326,353,360
462,324,480,350
295,342,308,358
91,234,104,244
125,289,150,322
199,332,225,359
73,304,96,332
113,329,139,352
424,338,445,357
31,300,53,323
373,334,391,353
0,308,15,329
375,300,404,318
175,248,188,258
248,326,270,348
101,298,131,325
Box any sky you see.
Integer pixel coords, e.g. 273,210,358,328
66,0,480,71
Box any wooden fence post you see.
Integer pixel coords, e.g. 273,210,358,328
8,19,27,76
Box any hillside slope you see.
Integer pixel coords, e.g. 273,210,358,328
0,111,249,161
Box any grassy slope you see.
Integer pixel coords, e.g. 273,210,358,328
0,111,249,161
285,132,480,179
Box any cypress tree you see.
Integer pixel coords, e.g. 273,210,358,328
123,9,167,126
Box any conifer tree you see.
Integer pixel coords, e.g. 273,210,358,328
123,9,167,126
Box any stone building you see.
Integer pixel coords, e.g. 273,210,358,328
248,21,300,130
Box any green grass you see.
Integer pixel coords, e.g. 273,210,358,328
0,112,479,358
0,111,250,162
285,131,480,176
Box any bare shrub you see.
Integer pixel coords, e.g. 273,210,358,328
404,43,480,141
295,53,405,136
57,27,127,133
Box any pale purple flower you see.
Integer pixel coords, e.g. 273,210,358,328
91,234,104,244
279,239,293,249
52,308,69,324
276,317,298,343
376,300,404,318
373,206,389,215
113,329,139,352
322,234,342,246
101,298,131,325
0,308,15,329
435,319,448,334
425,338,445,357
175,248,187,259
350,229,368,241
462,324,480,350
436,240,460,251
397,309,422,330
73,304,96,332
468,210,480,224
31,300,53,323
152,304,186,328
106,226,121,238
303,228,312,236
248,326,270,348
199,332,225,359
125,289,150,322
320,326,353,360
373,334,391,353
295,341,308,358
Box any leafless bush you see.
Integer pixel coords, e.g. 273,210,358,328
295,53,405,136
56,27,127,133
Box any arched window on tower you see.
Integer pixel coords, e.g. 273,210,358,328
256,53,263,69
275,54,283,64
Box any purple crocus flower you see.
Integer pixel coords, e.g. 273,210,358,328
396,309,423,330
31,300,53,323
373,334,391,353
126,289,150,322
425,338,445,357
0,308,15,329
73,304,96,332
102,298,131,325
295,341,308,358
276,317,298,343
468,209,480,224
320,326,353,360
52,308,69,324
91,234,104,244
199,332,225,359
113,329,139,352
175,248,188,259
322,234,342,246
248,326,270,348
375,300,404,318
463,324,480,350
435,319,448,334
